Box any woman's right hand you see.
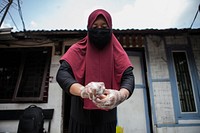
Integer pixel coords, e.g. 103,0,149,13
80,82,105,100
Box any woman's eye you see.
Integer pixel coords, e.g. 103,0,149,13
91,24,108,29
102,24,108,29
92,25,97,29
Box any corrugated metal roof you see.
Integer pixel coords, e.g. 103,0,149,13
0,28,200,42
12,28,200,35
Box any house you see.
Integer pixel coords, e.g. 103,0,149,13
0,27,200,133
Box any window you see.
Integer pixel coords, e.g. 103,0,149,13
0,47,52,103
173,52,196,112
168,46,200,119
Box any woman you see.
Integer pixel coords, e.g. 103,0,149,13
56,9,135,133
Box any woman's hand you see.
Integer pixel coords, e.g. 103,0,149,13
80,82,105,99
93,89,129,109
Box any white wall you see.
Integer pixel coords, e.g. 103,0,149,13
0,51,64,133
147,35,200,133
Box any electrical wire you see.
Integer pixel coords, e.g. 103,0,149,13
190,4,200,28
0,0,13,27
8,11,19,31
190,10,199,28
17,0,26,31
0,3,8,14
0,0,25,30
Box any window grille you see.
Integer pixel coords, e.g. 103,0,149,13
0,47,52,103
173,52,196,112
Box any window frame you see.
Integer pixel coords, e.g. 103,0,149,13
167,45,200,119
0,47,52,103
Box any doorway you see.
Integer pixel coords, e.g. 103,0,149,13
117,50,153,133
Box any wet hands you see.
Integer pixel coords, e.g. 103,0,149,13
80,82,105,100
80,82,128,109
93,89,128,110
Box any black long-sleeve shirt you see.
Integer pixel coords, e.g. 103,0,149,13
56,60,135,126
56,60,135,97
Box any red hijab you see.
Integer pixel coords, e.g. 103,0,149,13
61,9,132,109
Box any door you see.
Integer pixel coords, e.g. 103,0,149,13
117,51,152,133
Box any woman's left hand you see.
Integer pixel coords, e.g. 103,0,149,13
93,89,128,109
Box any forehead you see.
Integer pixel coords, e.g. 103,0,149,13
93,15,107,23
96,15,106,20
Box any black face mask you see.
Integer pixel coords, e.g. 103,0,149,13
88,28,112,49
